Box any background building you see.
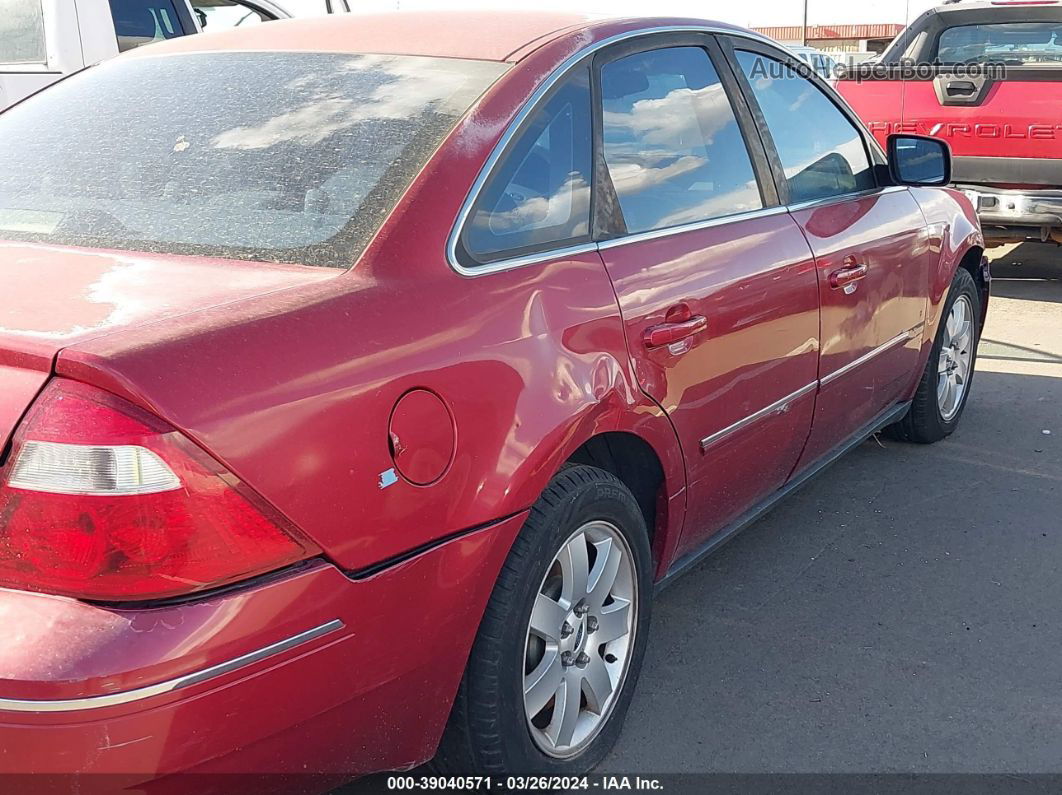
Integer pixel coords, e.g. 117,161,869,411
752,23,905,55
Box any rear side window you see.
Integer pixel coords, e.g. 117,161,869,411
109,0,191,52
0,0,46,65
600,46,763,235
936,22,1062,65
0,53,506,268
460,68,592,266
736,51,875,205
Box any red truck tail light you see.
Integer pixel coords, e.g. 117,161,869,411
0,379,317,602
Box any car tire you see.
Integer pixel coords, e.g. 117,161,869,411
433,465,652,774
886,267,981,444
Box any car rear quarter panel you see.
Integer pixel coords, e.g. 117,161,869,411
55,38,688,576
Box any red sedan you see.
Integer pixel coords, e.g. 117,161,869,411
0,11,986,784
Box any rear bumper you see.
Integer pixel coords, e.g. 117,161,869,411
959,185,1062,242
0,512,526,782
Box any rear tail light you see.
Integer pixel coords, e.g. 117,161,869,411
0,379,318,602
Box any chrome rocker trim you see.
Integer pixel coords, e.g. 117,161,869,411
0,619,345,713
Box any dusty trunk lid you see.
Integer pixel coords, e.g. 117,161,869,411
0,359,49,458
0,241,337,450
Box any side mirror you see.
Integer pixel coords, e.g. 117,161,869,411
887,134,952,187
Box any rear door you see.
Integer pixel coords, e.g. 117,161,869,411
726,39,932,468
592,36,820,559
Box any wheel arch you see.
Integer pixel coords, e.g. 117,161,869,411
565,432,665,556
549,400,688,581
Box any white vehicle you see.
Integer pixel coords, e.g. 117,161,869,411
0,0,348,110
787,44,842,79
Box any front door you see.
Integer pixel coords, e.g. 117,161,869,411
592,38,820,558
728,42,932,466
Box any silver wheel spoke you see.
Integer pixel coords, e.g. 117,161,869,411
524,650,564,717
953,324,972,353
581,655,614,714
523,520,637,759
530,594,567,642
586,537,622,608
945,310,958,342
558,532,590,606
594,599,631,644
937,296,975,422
951,301,968,331
547,677,581,748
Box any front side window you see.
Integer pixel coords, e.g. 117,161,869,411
109,0,190,52
461,68,592,265
600,46,763,235
936,22,1062,66
0,0,46,65
736,50,875,205
0,53,506,268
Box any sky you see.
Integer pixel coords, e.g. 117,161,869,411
305,0,944,28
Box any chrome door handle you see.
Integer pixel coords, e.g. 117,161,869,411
829,262,868,294
643,315,708,349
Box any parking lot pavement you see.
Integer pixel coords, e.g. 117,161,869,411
602,242,1062,774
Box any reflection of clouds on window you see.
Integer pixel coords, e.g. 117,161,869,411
788,86,813,112
606,155,707,196
600,47,763,235
0,52,506,267
213,55,485,151
461,68,592,264
485,175,590,237
657,180,763,228
603,82,735,148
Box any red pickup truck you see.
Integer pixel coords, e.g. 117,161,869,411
836,0,1062,247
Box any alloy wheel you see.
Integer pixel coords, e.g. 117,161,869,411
522,520,637,759
937,294,974,422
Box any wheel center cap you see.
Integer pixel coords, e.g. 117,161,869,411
562,611,588,654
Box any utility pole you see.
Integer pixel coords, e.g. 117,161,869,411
802,0,809,45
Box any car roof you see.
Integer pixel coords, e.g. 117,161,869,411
126,11,753,64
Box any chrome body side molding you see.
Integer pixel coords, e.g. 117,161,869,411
699,382,818,452
0,619,344,713
699,322,923,452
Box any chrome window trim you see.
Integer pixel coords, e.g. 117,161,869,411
699,382,818,452
453,242,599,277
819,323,924,387
447,24,783,278
0,619,344,713
597,206,789,251
786,185,908,214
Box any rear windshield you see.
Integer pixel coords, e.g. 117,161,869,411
936,22,1062,65
0,52,506,268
